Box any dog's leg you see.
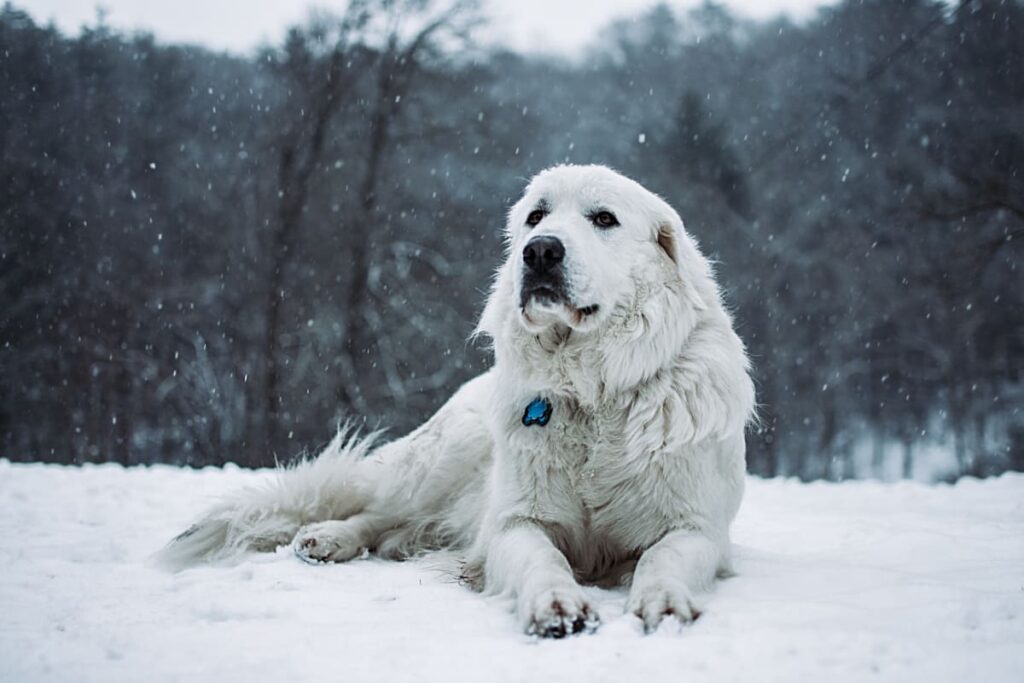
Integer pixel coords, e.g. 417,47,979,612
484,522,599,638
292,513,394,564
626,529,720,633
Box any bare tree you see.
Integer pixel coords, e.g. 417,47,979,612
260,0,479,454
336,0,480,414
260,5,372,453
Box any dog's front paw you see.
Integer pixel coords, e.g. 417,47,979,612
292,521,364,564
627,584,701,634
523,587,600,638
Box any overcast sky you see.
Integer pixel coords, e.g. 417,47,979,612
17,1,836,55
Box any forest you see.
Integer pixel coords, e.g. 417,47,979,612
1,0,1021,480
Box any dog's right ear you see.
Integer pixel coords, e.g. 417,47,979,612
476,194,532,342
473,260,513,342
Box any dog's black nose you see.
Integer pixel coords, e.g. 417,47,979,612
523,236,565,274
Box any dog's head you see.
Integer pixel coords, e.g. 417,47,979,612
480,164,710,337
476,165,753,432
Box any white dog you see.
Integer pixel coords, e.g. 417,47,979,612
155,165,755,638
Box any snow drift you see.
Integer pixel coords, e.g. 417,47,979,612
1,460,1021,682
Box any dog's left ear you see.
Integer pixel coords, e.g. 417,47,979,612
654,207,708,312
657,221,680,265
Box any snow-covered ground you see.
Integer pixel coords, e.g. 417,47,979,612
1,461,1022,682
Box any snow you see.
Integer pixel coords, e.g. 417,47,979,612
1,460,1022,682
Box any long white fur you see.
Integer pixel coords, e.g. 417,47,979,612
153,165,755,636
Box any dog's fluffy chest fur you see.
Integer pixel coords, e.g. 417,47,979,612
497,382,687,571
485,280,749,579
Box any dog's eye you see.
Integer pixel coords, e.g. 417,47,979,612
526,210,546,227
592,211,619,228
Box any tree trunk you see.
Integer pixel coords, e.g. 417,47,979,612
949,383,969,477
339,56,400,414
820,389,837,480
262,140,316,458
262,56,351,460
901,437,913,480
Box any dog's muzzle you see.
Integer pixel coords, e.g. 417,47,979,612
520,236,569,308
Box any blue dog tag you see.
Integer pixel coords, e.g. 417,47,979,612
522,397,552,427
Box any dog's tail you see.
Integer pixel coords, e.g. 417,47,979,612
151,426,380,572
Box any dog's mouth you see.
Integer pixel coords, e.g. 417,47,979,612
520,284,600,328
521,285,561,307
